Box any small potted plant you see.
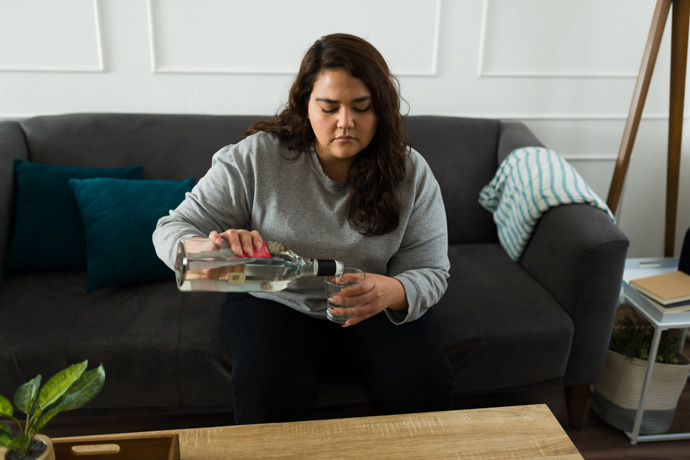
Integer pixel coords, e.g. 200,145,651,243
592,315,690,434
0,360,105,460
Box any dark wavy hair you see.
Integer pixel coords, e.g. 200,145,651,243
246,33,409,236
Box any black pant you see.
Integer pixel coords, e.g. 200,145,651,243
220,293,456,425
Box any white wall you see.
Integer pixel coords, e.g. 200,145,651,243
1,0,688,258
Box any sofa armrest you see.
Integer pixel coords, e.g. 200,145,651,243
519,204,629,385
497,121,545,164
0,121,28,284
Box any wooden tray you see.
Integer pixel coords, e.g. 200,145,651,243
52,434,179,460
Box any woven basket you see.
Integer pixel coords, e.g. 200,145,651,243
592,349,690,434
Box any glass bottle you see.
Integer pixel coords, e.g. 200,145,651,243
175,238,344,292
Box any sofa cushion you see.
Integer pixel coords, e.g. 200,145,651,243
69,177,194,290
0,271,230,410
4,160,143,276
433,243,574,393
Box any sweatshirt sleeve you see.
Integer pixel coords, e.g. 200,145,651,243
153,143,254,269
386,152,450,325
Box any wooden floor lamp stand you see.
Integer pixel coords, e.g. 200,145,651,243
607,0,690,256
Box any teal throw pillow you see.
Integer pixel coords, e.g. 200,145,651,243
68,177,194,290
4,160,144,276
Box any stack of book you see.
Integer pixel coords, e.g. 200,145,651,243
630,270,690,312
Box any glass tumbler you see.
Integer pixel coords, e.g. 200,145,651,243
324,268,366,324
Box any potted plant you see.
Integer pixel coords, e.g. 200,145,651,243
0,360,105,460
592,315,690,434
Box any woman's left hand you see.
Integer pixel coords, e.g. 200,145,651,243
328,274,408,327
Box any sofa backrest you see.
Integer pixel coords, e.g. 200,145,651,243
0,113,505,276
18,113,262,181
406,116,501,245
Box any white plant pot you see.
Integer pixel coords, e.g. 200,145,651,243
592,349,690,434
0,434,55,460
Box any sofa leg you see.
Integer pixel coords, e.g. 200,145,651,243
563,385,590,430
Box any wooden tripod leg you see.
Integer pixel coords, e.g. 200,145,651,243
607,0,672,215
665,0,690,256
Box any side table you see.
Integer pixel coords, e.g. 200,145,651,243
621,257,690,444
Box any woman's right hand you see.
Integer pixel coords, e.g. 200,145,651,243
209,229,264,257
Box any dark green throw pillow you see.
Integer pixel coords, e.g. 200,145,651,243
4,160,143,276
68,177,194,290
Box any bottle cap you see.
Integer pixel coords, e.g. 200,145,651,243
316,260,339,276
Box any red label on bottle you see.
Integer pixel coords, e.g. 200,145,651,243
236,241,272,258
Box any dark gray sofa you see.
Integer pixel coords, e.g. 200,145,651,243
0,113,629,429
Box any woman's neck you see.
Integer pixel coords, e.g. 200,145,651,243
314,149,353,185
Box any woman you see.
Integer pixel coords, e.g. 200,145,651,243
153,33,455,424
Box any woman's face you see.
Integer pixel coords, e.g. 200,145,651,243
307,69,378,182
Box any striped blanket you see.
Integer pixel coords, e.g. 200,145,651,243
479,146,614,260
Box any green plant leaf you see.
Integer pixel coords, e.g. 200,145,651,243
610,315,685,364
14,375,41,415
34,364,105,433
0,430,12,448
0,421,13,450
59,364,105,412
0,395,12,418
38,360,88,411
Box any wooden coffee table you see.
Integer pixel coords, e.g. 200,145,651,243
52,404,582,459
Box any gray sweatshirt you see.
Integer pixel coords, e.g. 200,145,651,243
153,132,449,324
